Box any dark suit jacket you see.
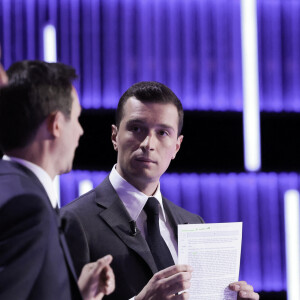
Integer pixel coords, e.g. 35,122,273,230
0,159,82,300
61,176,204,300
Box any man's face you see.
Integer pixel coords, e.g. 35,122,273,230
112,97,183,192
58,87,84,174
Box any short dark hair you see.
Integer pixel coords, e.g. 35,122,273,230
116,81,184,135
0,60,77,152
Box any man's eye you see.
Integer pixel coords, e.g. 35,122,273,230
131,126,141,132
159,130,168,136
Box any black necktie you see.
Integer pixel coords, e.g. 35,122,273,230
143,197,174,271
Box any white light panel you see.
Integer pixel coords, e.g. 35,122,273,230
284,189,300,300
43,24,57,62
79,179,94,196
241,0,261,171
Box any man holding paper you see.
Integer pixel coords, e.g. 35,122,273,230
62,81,259,300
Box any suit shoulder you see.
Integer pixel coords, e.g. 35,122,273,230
0,172,45,207
61,188,96,212
61,175,112,212
163,197,205,223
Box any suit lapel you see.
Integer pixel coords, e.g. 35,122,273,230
94,177,158,274
162,197,190,241
58,214,80,281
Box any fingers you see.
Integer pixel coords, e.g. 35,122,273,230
229,281,259,300
230,281,254,293
171,291,190,300
151,264,193,295
154,264,193,280
135,265,193,300
92,255,115,295
99,264,115,295
159,269,192,296
105,267,115,294
94,255,113,273
82,255,113,275
78,255,115,300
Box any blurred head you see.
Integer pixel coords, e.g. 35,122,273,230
0,60,83,174
112,81,184,194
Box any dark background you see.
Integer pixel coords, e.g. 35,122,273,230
74,109,300,174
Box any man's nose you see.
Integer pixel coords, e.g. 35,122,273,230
140,132,155,150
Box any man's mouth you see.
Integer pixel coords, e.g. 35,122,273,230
135,157,156,164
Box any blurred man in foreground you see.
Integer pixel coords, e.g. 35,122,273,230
0,60,115,300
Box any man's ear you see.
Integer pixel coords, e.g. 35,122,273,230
47,111,63,138
111,124,118,151
172,135,183,159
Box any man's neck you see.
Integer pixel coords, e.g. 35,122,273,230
115,165,160,196
6,146,56,180
124,176,159,196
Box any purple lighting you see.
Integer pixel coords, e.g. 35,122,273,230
1,0,300,112
0,0,243,111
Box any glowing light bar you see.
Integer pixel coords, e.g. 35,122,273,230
54,175,61,208
284,190,300,300
43,24,57,62
44,23,58,204
241,0,261,171
79,179,93,196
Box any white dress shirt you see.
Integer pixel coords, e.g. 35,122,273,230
109,165,178,263
3,155,58,208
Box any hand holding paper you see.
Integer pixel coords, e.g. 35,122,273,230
229,281,259,300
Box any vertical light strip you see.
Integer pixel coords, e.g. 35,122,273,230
43,24,57,63
79,179,94,196
54,176,61,208
284,190,300,300
241,0,261,171
44,24,59,205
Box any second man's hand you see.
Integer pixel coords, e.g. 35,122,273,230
78,255,115,300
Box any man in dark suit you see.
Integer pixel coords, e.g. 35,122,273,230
0,60,115,300
62,81,259,300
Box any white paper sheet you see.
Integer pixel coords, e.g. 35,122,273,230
178,222,242,300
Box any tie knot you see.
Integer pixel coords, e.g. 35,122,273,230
144,197,159,216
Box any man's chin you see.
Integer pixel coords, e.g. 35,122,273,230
130,168,159,182
59,164,73,176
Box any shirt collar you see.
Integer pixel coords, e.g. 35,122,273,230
3,155,58,208
109,164,166,222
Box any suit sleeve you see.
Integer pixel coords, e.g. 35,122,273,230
61,209,91,277
0,194,49,299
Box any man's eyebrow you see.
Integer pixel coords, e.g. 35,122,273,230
156,124,175,132
126,119,144,125
126,119,175,132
